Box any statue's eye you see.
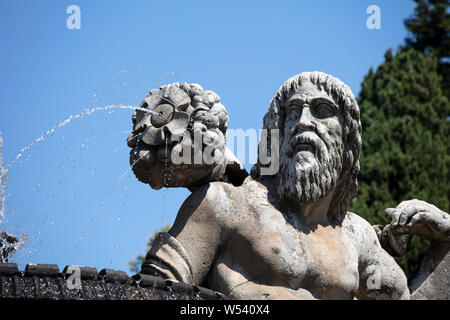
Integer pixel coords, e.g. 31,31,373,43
288,105,302,120
312,102,335,118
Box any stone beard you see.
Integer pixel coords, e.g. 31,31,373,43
277,111,344,204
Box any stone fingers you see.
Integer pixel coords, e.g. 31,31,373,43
385,204,430,234
405,211,428,229
384,208,401,227
398,205,429,227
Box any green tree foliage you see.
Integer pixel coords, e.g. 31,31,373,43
403,0,449,94
350,48,450,278
128,224,171,274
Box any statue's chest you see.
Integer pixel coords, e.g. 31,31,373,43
241,207,360,298
301,228,360,298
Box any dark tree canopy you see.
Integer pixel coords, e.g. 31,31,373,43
404,0,450,94
351,48,450,277
405,0,449,56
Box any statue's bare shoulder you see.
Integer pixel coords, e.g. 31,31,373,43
342,212,380,255
171,181,248,245
174,182,230,226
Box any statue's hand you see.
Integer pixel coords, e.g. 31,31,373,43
384,199,450,243
374,223,411,257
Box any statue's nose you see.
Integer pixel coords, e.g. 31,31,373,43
151,104,174,128
297,104,316,131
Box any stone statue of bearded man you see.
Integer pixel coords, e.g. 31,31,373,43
137,72,449,299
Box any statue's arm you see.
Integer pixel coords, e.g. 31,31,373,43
376,199,450,299
356,220,410,300
141,182,230,285
382,199,450,256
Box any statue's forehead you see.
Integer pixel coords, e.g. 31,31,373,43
287,81,332,103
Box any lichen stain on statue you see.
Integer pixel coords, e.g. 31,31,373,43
129,72,449,300
128,83,240,190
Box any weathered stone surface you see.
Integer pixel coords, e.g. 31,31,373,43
0,263,18,276
25,263,59,277
375,199,450,299
409,242,450,300
99,269,130,284
0,264,229,300
128,82,239,190
133,273,165,289
136,72,449,300
384,199,450,247
63,265,98,280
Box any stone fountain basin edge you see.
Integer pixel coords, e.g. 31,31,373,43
0,263,230,300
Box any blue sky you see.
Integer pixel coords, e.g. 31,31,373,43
0,0,416,274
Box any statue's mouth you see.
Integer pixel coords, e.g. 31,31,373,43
293,143,314,153
290,133,320,153
130,142,175,167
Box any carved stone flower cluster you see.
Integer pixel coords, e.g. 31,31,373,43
127,82,229,189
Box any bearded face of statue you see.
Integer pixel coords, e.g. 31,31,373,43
278,81,345,204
